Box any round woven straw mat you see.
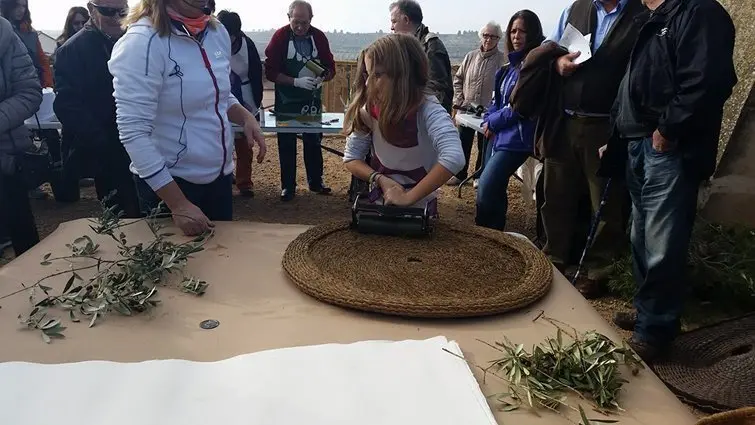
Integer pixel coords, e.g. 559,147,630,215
695,408,755,425
282,221,553,318
652,313,755,413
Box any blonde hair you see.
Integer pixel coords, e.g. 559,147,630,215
344,33,429,140
122,0,217,37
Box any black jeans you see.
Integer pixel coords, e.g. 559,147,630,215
457,126,486,180
0,170,39,255
277,132,324,190
94,146,140,219
134,173,233,221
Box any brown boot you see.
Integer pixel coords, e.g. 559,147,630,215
574,275,604,299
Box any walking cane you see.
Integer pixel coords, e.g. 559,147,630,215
571,178,613,285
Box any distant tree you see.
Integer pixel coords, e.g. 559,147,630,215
457,30,462,35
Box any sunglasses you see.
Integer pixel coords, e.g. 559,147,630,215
89,3,128,18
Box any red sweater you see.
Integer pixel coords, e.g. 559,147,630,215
264,25,336,83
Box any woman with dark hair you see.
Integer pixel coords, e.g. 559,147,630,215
56,7,90,49
475,9,544,231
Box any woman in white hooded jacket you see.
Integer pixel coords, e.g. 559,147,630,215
108,0,266,236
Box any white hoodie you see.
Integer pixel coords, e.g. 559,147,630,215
108,17,239,191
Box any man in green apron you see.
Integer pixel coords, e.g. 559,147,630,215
264,0,336,202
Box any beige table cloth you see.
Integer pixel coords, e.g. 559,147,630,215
0,219,697,425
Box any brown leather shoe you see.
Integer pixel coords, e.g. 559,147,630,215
574,276,604,299
613,311,637,331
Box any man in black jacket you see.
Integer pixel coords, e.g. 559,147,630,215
218,10,264,198
602,0,736,361
53,0,139,218
389,0,453,113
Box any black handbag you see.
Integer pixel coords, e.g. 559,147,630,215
18,113,55,190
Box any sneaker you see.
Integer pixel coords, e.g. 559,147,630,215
28,186,48,200
0,237,11,253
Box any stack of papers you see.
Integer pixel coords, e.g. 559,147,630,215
0,336,498,425
559,23,593,65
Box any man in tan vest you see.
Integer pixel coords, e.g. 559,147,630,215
541,0,645,298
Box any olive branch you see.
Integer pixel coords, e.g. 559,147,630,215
1,194,212,343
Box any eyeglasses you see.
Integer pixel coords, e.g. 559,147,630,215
89,2,128,18
482,34,500,40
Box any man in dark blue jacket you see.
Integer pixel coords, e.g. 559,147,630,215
53,0,138,217
218,10,264,198
602,0,736,362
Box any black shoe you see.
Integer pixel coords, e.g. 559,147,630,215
239,189,255,198
613,311,637,331
309,185,332,195
280,188,295,202
628,336,667,364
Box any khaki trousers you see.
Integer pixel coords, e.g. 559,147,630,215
541,116,629,279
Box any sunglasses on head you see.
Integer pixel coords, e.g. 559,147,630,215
89,2,128,18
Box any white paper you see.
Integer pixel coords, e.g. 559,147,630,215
559,23,592,65
0,336,497,425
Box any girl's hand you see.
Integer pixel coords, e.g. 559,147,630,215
383,185,413,207
377,174,403,193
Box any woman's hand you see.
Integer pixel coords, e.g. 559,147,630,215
244,118,267,163
172,201,214,236
482,122,492,139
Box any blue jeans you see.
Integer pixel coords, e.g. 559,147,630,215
626,137,699,346
135,173,233,221
277,132,324,190
475,149,530,231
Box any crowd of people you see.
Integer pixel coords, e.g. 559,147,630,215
0,0,739,363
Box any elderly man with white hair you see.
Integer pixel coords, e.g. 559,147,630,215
449,21,506,185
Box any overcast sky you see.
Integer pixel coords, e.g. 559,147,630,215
29,0,571,34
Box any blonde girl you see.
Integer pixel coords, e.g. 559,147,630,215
343,33,464,214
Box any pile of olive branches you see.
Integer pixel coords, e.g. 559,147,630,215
1,196,212,343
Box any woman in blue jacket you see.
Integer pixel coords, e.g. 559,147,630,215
476,10,544,231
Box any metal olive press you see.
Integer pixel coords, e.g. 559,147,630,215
350,194,434,237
